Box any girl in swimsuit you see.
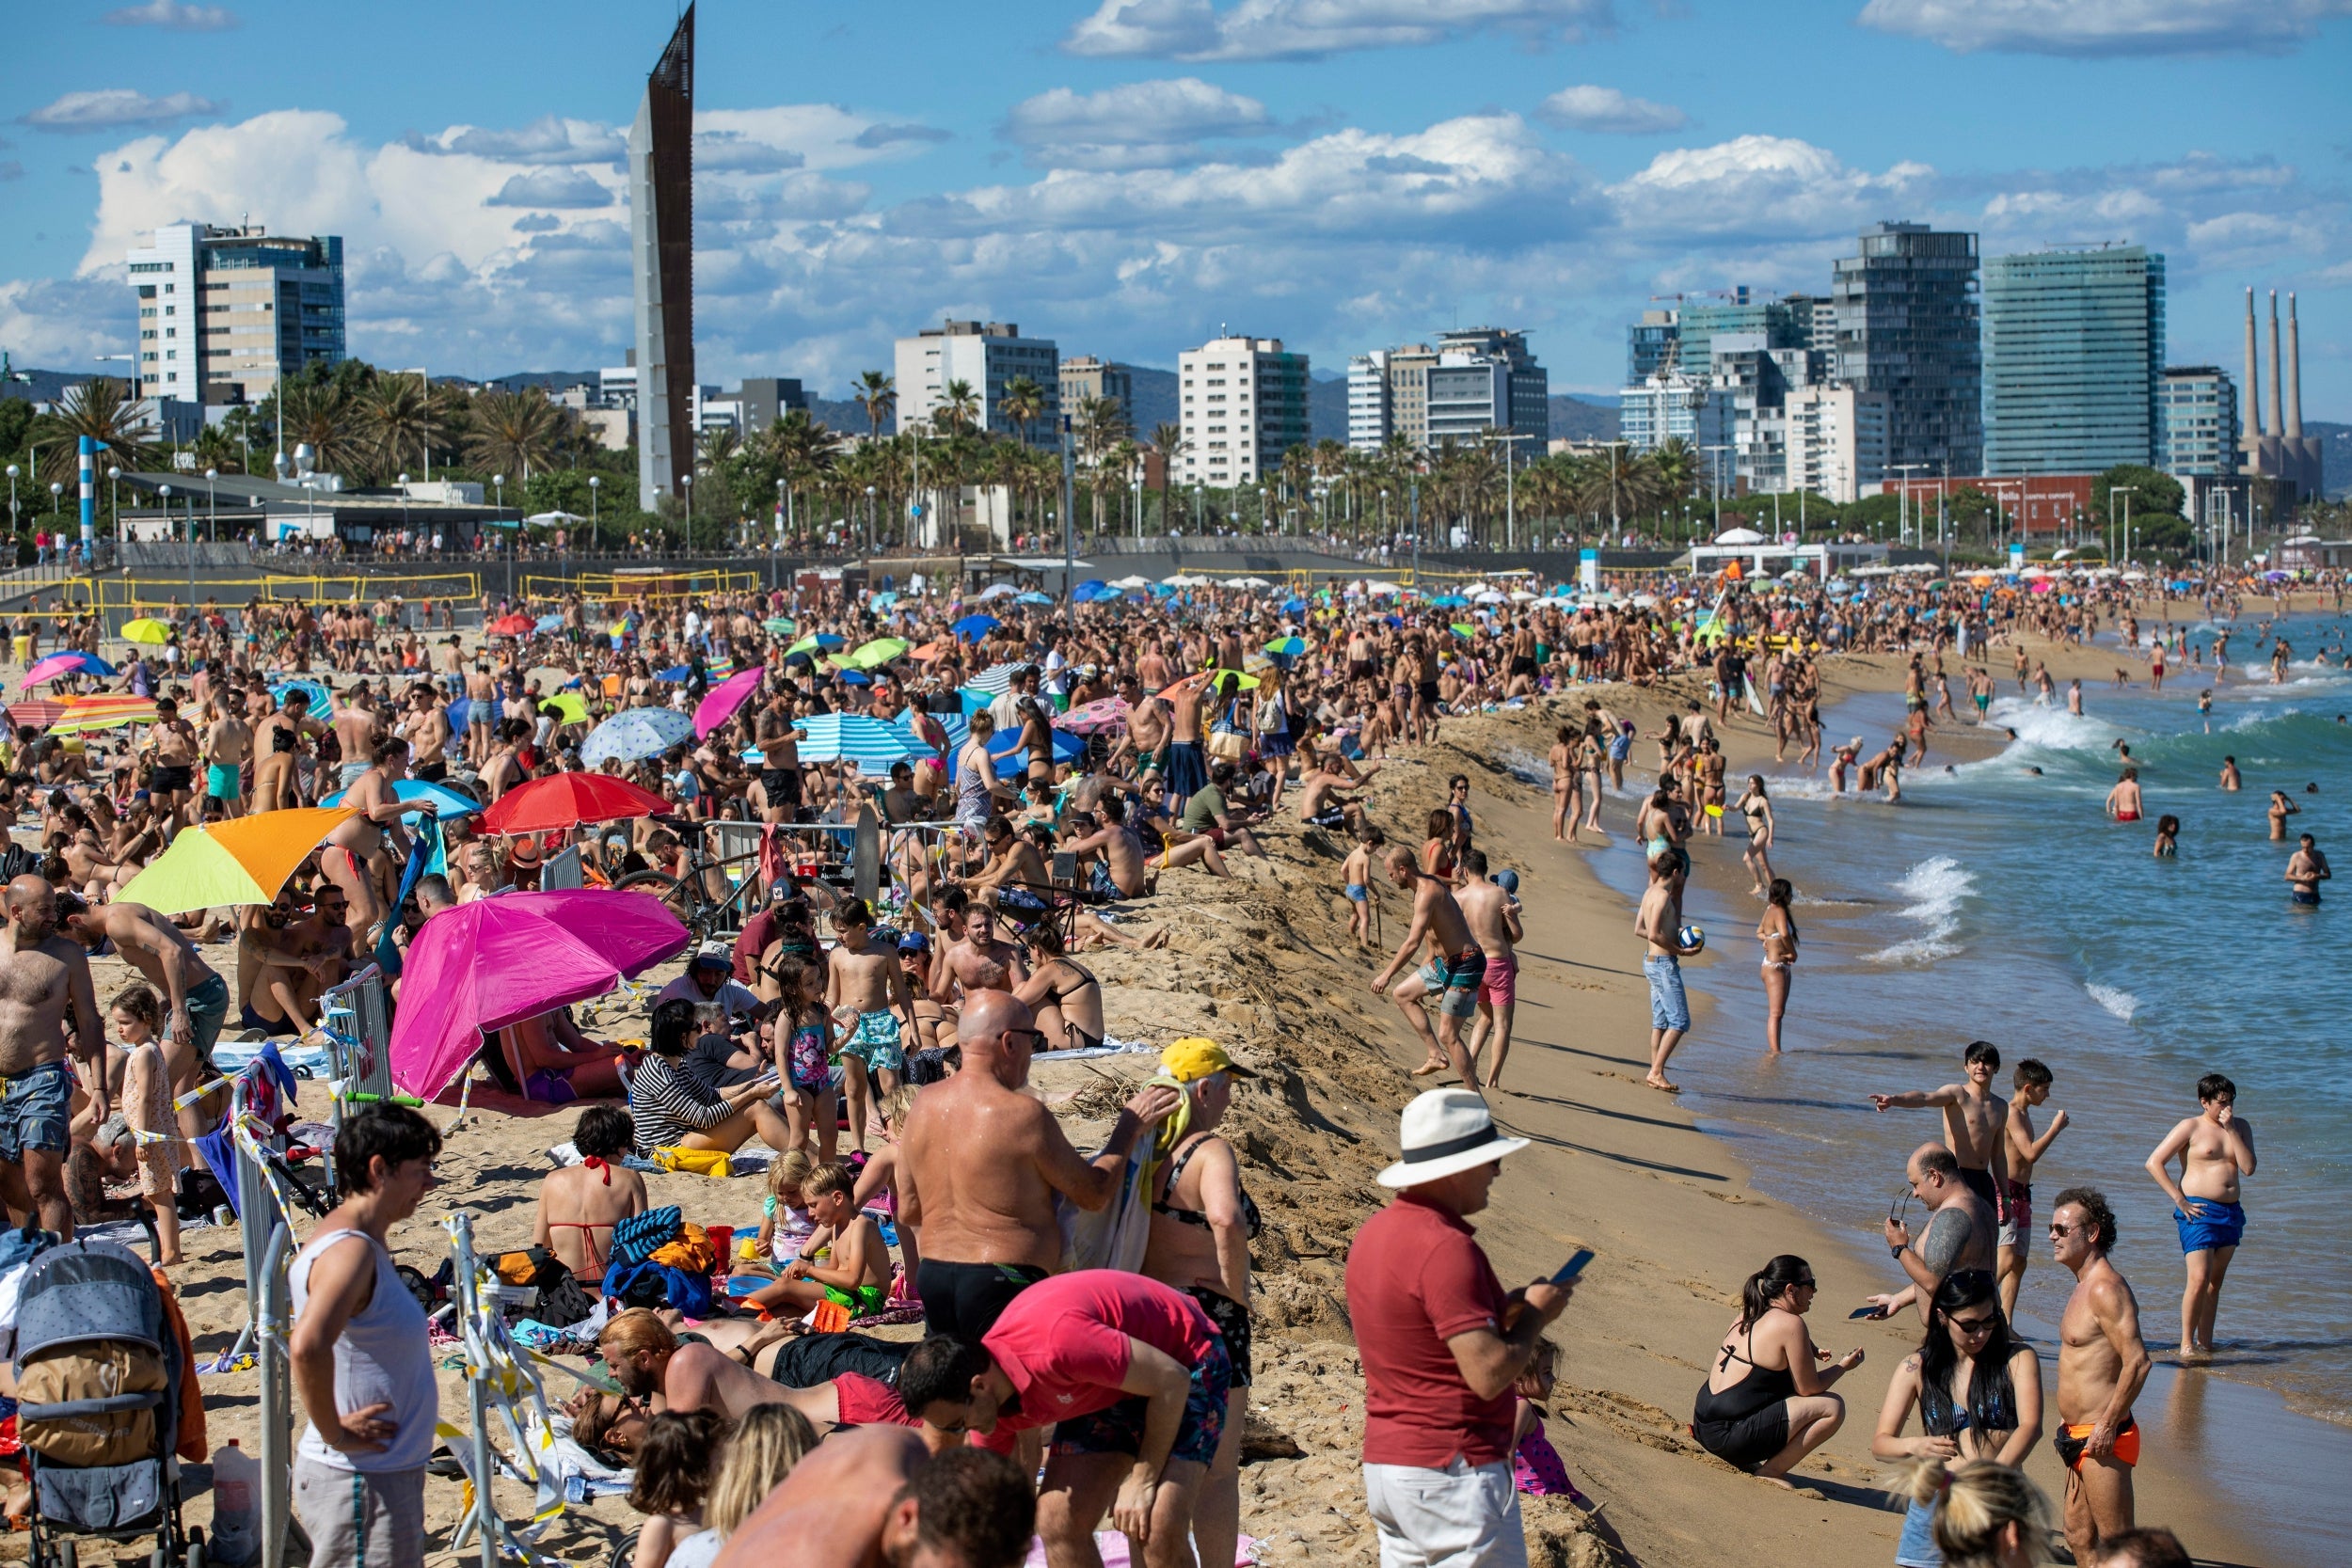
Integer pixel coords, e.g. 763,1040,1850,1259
1691,1254,1863,1486
1736,773,1775,896
1870,1270,2042,1568
1014,921,1104,1052
1756,878,1798,1056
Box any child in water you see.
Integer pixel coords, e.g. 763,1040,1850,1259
2154,815,2180,858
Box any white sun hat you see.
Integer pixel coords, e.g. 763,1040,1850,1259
1376,1088,1532,1187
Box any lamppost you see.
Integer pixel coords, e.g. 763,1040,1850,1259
774,479,787,556
398,473,410,552
107,466,120,554
158,483,174,609
1888,463,1929,547
1258,484,1268,535
1191,483,1201,533
678,473,692,555
5,465,17,544
588,475,600,551
1380,487,1391,546
204,467,218,542
49,481,62,522
1702,445,1732,537
1131,479,1142,542
1597,438,1628,547
492,473,509,600
865,484,877,559
2110,485,2135,563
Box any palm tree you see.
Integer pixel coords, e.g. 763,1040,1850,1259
1148,421,1184,534
190,423,244,476
358,372,446,479
34,377,156,483
462,388,564,483
274,379,364,478
1000,375,1044,450
697,424,741,472
854,371,897,441
937,379,981,436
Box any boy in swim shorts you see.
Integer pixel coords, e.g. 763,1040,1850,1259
744,1161,894,1322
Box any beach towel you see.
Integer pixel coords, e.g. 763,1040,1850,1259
611,1206,682,1267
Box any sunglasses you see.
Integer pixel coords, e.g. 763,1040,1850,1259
1001,1026,1049,1053
1947,1312,1999,1336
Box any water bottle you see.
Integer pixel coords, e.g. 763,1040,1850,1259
211,1438,261,1566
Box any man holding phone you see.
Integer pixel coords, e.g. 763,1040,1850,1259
1346,1089,1577,1568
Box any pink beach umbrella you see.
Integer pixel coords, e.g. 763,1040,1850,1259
1060,696,1132,736
693,664,766,739
19,653,90,689
388,889,691,1101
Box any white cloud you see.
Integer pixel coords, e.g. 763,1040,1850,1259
404,117,624,166
1609,135,1933,241
850,123,952,150
1002,78,1277,169
485,168,614,209
1538,85,1687,134
1858,0,2352,56
103,0,237,30
20,89,225,132
1064,0,1615,61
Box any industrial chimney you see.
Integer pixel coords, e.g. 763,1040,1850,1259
2265,291,2283,440
2242,287,2261,444
2286,292,2303,439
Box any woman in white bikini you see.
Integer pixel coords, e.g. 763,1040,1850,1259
1756,877,1798,1056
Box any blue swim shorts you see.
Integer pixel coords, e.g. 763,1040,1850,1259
2174,1199,2246,1254
1344,882,1369,902
1644,954,1690,1032
1053,1335,1232,1467
0,1059,75,1164
838,1010,907,1076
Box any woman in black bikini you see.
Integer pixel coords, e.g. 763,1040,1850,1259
1142,1039,1259,1568
1692,1254,1865,1487
1871,1269,2042,1568
1013,920,1104,1052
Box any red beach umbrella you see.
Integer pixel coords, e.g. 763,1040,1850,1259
480,771,669,835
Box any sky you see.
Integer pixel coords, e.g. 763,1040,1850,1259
2,0,2349,411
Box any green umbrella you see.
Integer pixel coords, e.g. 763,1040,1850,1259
843,637,910,670
1450,623,1475,639
765,617,796,636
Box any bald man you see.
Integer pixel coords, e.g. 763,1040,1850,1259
714,1427,1032,1568
0,877,104,1234
895,989,1179,1338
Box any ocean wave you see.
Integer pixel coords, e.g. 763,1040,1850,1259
1983,699,2131,753
1863,854,1973,965
1497,746,1550,787
2086,982,2139,1022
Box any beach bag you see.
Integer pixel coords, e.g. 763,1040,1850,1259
17,1339,167,1466
1205,729,1248,763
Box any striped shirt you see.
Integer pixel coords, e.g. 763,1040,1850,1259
628,1053,733,1154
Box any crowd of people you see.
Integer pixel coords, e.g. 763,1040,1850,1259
0,560,2328,1568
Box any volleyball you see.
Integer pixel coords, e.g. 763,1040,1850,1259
1677,924,1706,953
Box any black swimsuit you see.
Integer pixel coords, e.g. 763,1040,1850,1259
1692,1323,1798,1469
1039,961,1104,1051
1154,1133,1261,1385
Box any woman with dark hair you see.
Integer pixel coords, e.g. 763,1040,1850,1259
626,998,793,1159
1012,920,1104,1053
1756,877,1799,1055
1692,1255,1865,1486
532,1104,647,1286
1872,1269,2043,1567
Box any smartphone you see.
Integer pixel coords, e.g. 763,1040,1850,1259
1550,1248,1595,1286
1849,1305,1885,1320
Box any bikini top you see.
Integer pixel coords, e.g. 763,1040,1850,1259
1153,1132,1262,1240
1920,1357,2019,1440
1039,959,1100,1008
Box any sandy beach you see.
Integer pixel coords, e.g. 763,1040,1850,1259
93,625,2319,1567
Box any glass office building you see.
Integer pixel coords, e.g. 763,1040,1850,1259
1981,245,2165,475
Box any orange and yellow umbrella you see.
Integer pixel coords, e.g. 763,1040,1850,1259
114,806,357,914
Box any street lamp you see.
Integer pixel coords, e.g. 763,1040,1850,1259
588,475,600,548
1131,479,1142,542
204,467,217,542
107,466,121,553
6,465,18,540
157,484,173,604
865,484,877,558
679,473,692,554
49,481,63,522
2109,485,2136,563
493,473,509,599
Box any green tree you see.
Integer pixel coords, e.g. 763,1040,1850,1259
462,388,566,484
2092,465,2185,525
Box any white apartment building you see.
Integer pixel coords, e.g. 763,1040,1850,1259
892,320,1060,447
126,221,344,405
1786,385,1890,503
1178,335,1311,487
1346,352,1390,450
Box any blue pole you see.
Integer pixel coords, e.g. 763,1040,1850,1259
77,436,97,558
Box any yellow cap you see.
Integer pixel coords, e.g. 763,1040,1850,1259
1160,1037,1257,1082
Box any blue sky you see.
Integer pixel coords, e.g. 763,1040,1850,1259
4,0,2349,411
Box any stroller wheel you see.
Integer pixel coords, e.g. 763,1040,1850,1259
186,1539,205,1568
59,1540,77,1568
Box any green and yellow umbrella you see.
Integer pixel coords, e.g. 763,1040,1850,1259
115,806,357,914
841,637,909,671
119,618,172,645
538,692,591,725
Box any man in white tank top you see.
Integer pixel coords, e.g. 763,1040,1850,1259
288,1105,443,1568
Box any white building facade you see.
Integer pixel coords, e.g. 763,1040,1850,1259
893,321,1061,447
126,221,344,406
1785,385,1890,504
1178,335,1311,488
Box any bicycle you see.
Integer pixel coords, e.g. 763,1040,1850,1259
610,818,769,943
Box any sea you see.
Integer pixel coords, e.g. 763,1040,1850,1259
1567,610,2352,1564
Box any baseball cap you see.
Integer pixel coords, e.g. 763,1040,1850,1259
691,942,731,971
1161,1037,1257,1083
897,931,930,954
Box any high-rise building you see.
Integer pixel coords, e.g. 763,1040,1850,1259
893,321,1061,446
1627,309,1678,387
1981,245,2165,475
1177,335,1310,487
1385,345,1438,449
1433,328,1549,447
738,377,809,434
1346,352,1391,450
1832,222,1982,475
1619,372,1731,457
628,3,695,511
126,222,344,404
1786,385,1890,503
1058,356,1133,433
2158,367,2237,479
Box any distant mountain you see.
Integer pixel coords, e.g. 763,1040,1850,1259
1549,395,1620,442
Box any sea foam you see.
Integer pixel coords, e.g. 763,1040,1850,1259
1863,854,1973,965
2086,982,2139,1022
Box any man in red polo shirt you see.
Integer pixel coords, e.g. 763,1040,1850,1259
898,1269,1230,1568
1346,1088,1574,1568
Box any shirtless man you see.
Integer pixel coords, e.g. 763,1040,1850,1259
201,688,252,820
827,899,918,1152
1292,759,1363,834
2285,832,2328,906
1064,795,1149,899
1996,1058,2069,1320
0,877,105,1235
2217,754,2241,792
2049,1188,2151,1563
1370,846,1486,1090
1123,686,1171,780
251,689,328,814
2143,1073,2256,1362
58,896,232,1157
2104,768,2143,823
1870,1039,2011,1222
330,684,384,795
927,903,1028,1005
1634,848,1699,1092
715,1427,1031,1568
1866,1143,1996,1325
146,696,201,836
897,989,1178,1338
596,1308,795,1431
1162,672,1213,803
403,687,453,782
755,689,805,825
1454,849,1523,1091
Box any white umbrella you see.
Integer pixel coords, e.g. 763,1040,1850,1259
977,583,1018,600
524,510,586,525
1712,527,1766,545
1240,576,1273,589
1111,575,1152,589
1509,590,1536,601
1219,577,1251,588
1473,590,1505,604
1365,581,1404,596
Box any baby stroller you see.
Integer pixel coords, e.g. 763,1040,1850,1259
14,1238,199,1568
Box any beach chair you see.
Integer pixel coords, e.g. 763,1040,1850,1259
14,1238,199,1568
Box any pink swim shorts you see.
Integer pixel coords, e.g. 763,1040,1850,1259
1479,952,1518,1007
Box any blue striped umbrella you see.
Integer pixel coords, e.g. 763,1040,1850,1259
968,662,1022,694
271,678,333,712
794,714,931,776
894,705,968,752
580,706,695,765
988,725,1084,765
